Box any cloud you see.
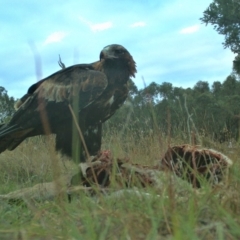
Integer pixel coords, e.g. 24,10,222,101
79,16,112,32
91,22,112,32
179,25,200,34
43,31,68,45
130,21,146,28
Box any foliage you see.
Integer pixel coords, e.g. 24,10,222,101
200,0,240,75
200,0,240,54
106,73,240,143
0,87,15,123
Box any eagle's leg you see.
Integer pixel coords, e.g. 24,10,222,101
84,123,102,158
69,123,103,187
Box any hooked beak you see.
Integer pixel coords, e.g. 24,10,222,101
100,49,118,61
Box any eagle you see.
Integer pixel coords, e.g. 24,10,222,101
0,44,136,162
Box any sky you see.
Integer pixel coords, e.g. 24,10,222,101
0,0,236,99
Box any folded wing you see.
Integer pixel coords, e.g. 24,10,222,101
0,65,108,153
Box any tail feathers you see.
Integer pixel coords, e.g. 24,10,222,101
0,124,32,153
0,139,12,153
0,124,20,138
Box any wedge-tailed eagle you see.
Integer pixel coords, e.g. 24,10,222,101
0,44,136,162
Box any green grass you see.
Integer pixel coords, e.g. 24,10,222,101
0,131,240,239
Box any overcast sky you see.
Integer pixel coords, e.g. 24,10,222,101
0,0,235,99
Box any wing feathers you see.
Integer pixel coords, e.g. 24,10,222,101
36,70,108,105
0,124,20,138
0,66,108,153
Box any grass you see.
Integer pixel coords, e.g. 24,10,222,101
0,129,240,239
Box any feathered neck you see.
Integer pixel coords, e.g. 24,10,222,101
93,56,137,84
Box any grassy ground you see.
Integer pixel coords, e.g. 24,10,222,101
0,131,240,240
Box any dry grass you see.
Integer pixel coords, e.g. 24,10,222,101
0,128,240,239
0,136,77,193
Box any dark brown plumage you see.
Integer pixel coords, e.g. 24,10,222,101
0,44,136,162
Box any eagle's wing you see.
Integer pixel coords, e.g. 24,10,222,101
15,63,98,109
0,65,108,153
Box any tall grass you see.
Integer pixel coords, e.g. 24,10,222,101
0,124,240,239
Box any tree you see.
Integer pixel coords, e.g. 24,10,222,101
200,0,240,53
141,82,160,103
211,81,222,98
159,82,173,99
0,87,15,123
128,79,138,98
233,54,240,75
193,81,210,94
222,74,240,96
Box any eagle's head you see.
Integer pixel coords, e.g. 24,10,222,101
100,44,130,60
100,44,137,77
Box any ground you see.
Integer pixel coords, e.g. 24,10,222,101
0,131,240,239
